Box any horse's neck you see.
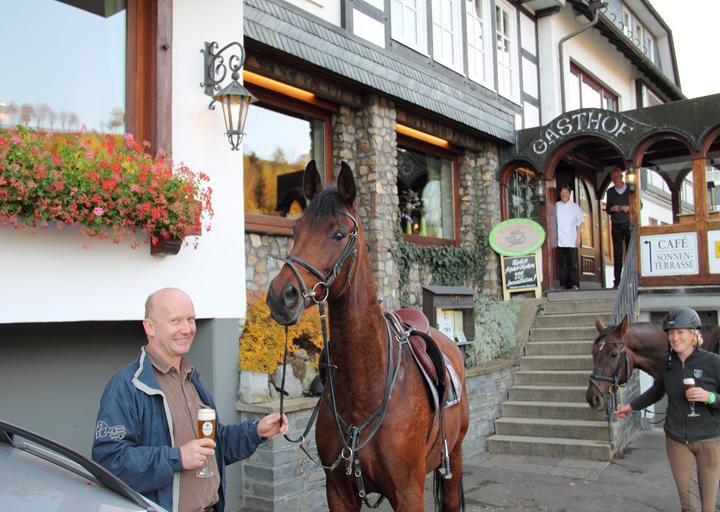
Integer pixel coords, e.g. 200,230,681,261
326,267,390,408
627,330,667,377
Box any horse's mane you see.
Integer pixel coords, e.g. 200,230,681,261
304,187,346,227
592,321,663,344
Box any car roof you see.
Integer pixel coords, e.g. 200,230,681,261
0,421,167,512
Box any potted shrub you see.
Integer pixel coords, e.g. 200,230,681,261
238,291,323,403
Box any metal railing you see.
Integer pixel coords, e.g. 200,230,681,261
610,225,639,326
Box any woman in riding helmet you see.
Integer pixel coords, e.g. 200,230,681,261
615,307,720,512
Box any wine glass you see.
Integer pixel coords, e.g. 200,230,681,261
683,378,700,418
196,408,216,478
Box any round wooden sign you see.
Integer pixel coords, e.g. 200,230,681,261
489,219,546,257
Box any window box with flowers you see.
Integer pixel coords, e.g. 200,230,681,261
0,127,213,254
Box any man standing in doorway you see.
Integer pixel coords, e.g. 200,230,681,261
556,184,584,290
606,167,631,288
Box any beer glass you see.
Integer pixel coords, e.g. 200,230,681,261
683,378,700,418
196,408,216,478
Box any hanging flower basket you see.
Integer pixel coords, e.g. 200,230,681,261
0,126,213,251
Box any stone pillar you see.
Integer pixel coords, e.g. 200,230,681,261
333,95,400,309
465,143,501,297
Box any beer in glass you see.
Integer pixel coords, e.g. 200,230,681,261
196,408,216,478
683,378,700,417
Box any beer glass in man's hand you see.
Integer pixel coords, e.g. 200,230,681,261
196,408,216,478
683,378,700,418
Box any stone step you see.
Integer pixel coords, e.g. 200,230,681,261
509,385,587,402
514,370,590,386
546,289,617,302
520,355,594,371
541,299,614,315
524,340,593,356
495,417,609,441
534,312,609,328
530,326,598,341
486,434,612,460
501,400,605,421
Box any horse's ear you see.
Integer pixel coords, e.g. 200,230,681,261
337,161,357,207
304,160,323,201
595,316,607,333
619,315,630,334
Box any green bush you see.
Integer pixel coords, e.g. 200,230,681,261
464,295,521,366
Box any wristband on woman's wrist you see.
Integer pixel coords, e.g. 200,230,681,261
707,392,717,405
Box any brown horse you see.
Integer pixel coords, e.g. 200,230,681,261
266,161,469,511
586,316,720,411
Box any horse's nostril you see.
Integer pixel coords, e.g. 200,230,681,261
282,283,299,309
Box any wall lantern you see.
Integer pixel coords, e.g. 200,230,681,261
625,168,637,192
535,177,546,204
201,41,257,150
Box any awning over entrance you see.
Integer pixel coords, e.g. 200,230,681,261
502,94,720,172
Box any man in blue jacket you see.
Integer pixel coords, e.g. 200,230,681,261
92,288,288,512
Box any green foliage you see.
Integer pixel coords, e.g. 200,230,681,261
464,295,521,366
393,212,488,304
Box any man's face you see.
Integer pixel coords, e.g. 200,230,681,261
611,169,624,187
144,290,197,364
560,187,571,202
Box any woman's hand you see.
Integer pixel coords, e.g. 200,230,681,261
614,404,632,418
686,387,711,403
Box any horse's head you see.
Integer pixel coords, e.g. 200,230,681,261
267,160,361,325
586,315,632,411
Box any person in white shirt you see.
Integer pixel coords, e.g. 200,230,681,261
555,184,584,290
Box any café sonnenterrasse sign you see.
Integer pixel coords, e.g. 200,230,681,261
640,232,699,276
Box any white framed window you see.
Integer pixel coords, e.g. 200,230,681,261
622,7,656,63
466,0,493,87
495,0,520,102
391,0,428,54
432,0,462,71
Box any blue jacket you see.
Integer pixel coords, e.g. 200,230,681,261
92,348,263,512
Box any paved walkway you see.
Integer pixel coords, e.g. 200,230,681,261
369,429,688,511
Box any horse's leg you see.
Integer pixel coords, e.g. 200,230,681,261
326,470,362,512
440,441,464,512
386,475,426,512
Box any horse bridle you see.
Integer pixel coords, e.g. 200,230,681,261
269,211,359,307
588,337,633,413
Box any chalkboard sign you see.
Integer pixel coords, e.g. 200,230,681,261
502,254,538,290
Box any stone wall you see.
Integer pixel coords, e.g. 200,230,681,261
234,361,515,511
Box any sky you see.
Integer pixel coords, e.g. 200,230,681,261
650,0,720,99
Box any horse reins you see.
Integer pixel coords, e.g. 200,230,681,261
270,210,406,508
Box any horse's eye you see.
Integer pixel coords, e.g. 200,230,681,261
610,351,618,358
332,230,346,241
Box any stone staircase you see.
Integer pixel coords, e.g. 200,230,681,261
487,290,617,460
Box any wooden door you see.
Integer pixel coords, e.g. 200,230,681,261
576,176,602,287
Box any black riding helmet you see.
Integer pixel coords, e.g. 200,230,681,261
662,307,702,332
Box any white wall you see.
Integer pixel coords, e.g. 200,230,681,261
283,0,341,26
538,8,638,123
0,0,247,323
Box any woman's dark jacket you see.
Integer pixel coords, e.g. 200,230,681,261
631,347,720,442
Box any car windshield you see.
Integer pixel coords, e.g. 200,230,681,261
0,420,165,512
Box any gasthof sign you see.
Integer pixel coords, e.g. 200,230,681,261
640,232,699,276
